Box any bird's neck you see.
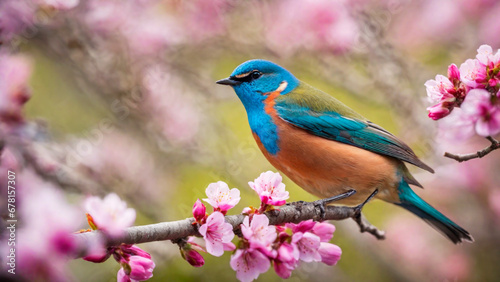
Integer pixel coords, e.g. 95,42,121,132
246,104,280,155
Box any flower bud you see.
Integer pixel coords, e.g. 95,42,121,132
192,199,206,223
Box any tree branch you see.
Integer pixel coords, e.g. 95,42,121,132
444,136,500,162
74,200,384,258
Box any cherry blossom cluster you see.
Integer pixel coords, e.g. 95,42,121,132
426,45,500,139
83,193,156,282
189,171,342,282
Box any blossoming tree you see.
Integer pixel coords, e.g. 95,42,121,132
1,0,500,281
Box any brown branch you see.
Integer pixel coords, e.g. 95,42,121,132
444,136,500,162
74,200,384,258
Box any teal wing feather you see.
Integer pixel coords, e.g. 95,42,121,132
274,82,434,174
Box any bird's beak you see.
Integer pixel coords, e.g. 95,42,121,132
216,77,241,86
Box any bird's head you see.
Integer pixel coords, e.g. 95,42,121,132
217,59,299,109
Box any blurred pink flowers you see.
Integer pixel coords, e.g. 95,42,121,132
384,215,470,281
38,0,79,10
265,0,359,54
0,53,32,124
0,0,36,43
460,89,500,137
142,66,200,143
84,193,136,238
14,171,84,281
198,211,235,257
248,171,289,207
203,181,241,214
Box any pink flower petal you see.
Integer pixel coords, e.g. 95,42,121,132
318,242,342,266
230,249,270,282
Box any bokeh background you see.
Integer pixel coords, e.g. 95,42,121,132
1,0,500,281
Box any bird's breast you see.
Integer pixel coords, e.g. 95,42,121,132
252,115,401,206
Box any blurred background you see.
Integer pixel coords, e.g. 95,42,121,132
1,0,499,281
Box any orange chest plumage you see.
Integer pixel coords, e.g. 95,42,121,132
252,95,401,205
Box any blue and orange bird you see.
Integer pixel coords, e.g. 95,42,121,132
217,59,473,244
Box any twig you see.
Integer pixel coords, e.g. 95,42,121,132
74,199,384,258
444,136,500,162
353,212,386,240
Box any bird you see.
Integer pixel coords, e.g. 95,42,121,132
216,59,473,244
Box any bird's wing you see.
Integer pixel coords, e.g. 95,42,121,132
274,83,434,174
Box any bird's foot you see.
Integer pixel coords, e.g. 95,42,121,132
313,189,356,220
353,189,378,218
351,189,385,240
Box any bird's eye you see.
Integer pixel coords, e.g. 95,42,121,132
251,71,262,80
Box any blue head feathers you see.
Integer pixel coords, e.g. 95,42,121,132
217,59,299,155
217,59,299,111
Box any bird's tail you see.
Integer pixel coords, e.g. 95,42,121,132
396,181,473,244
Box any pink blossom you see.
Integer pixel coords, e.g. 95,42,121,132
84,193,136,238
476,45,500,68
248,171,289,206
192,199,207,223
425,64,467,120
318,242,342,265
461,89,500,137
203,181,241,213
117,269,129,282
437,89,500,140
425,74,455,104
285,220,340,265
460,59,487,89
291,231,322,262
241,214,277,250
475,45,500,87
198,211,235,257
286,219,315,234
273,242,299,279
230,248,271,282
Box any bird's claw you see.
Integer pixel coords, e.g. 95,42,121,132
313,189,356,220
